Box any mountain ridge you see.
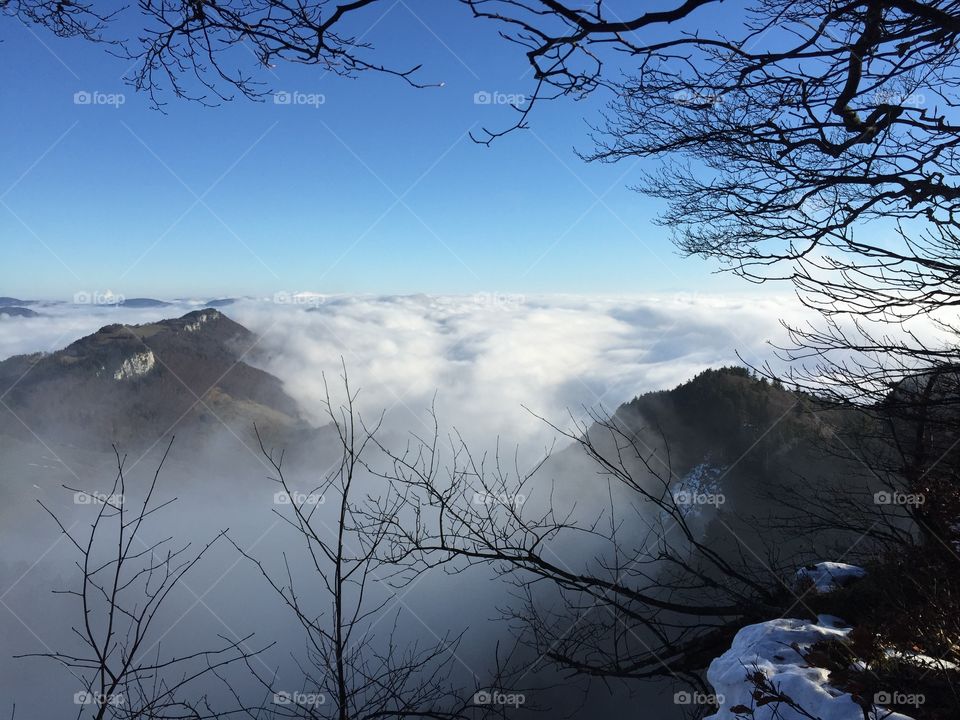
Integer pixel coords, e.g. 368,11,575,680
0,309,309,450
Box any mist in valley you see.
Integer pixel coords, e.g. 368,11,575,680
0,296,802,719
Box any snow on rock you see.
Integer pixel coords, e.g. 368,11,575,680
113,350,156,381
705,615,916,720
796,562,867,593
885,649,959,672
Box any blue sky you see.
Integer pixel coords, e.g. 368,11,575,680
1,2,749,300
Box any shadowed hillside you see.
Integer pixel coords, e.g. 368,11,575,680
0,309,310,450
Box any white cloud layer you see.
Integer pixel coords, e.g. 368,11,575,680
0,292,804,449
234,294,802,446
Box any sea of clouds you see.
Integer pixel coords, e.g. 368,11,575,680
0,293,802,449
0,293,806,718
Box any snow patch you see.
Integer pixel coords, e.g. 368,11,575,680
113,350,156,381
796,562,867,593
884,649,959,672
706,615,916,720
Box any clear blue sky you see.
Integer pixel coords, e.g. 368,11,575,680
1,2,746,300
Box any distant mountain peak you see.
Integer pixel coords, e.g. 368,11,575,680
51,310,240,379
76,309,242,351
0,309,304,449
181,309,224,332
116,297,172,308
0,307,39,318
